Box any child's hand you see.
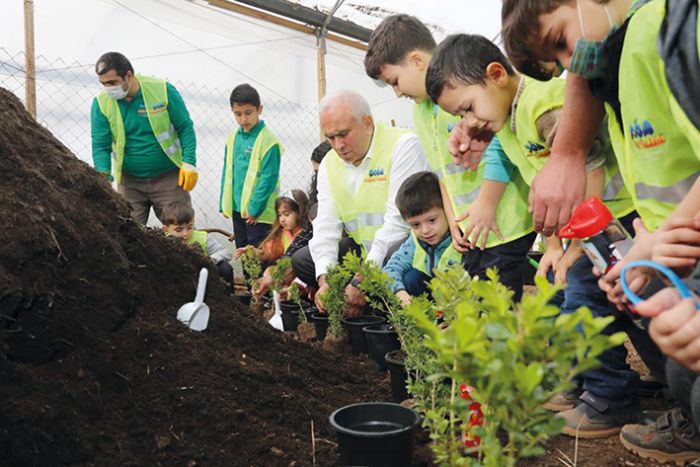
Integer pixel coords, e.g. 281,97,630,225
651,214,700,272
447,216,470,253
554,243,584,285
456,203,503,251
254,275,273,299
396,290,412,307
537,244,563,278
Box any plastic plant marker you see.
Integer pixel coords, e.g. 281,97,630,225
269,290,284,331
621,260,699,310
177,268,210,331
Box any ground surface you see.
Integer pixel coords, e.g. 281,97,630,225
0,87,668,466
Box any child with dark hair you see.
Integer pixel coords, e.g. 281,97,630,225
365,14,536,303
382,172,461,305
426,32,644,439
220,83,283,250
161,201,234,283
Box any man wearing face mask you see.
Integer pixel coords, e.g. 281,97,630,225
91,52,198,225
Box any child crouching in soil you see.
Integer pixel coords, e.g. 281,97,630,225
162,201,234,284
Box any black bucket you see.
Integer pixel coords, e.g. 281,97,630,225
311,312,329,341
293,305,316,325
385,350,409,402
363,324,400,371
342,316,386,355
330,402,421,467
279,300,312,332
236,292,252,306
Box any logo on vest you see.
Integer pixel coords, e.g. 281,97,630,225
150,102,167,114
365,167,387,183
629,119,666,149
524,141,550,159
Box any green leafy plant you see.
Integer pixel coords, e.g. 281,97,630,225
402,267,625,466
319,254,354,338
286,280,308,323
269,257,292,294
240,246,262,300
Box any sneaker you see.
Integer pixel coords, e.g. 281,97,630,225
544,388,583,412
640,409,666,425
620,408,700,465
557,391,640,438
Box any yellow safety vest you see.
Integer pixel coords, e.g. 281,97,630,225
497,75,635,219
413,100,533,247
186,229,208,255
324,123,407,256
410,233,462,275
617,0,700,230
220,126,283,224
95,74,183,184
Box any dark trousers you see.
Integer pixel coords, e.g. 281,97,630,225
292,238,362,288
550,211,666,400
462,232,537,303
216,260,234,285
232,211,272,248
667,359,700,425
404,268,432,297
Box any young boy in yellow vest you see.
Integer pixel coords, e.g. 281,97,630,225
382,171,461,306
91,52,198,225
364,14,535,302
162,201,233,284
219,84,283,249
426,33,644,438
500,0,700,459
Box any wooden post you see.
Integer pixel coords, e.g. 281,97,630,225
317,30,327,140
23,0,37,119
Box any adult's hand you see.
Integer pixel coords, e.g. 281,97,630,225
344,280,367,317
314,275,329,313
529,156,586,236
178,162,198,191
447,119,493,171
244,214,258,225
636,287,700,372
254,274,273,300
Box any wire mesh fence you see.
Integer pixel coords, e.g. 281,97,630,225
0,47,320,233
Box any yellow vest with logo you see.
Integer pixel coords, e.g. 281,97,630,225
617,0,699,230
324,123,407,256
186,229,208,255
95,74,183,184
220,126,283,224
410,233,462,275
412,101,533,247
497,76,634,219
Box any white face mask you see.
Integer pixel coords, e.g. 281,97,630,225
104,80,129,100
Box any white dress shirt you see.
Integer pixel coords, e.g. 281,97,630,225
310,129,428,279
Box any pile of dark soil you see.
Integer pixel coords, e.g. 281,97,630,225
0,88,390,466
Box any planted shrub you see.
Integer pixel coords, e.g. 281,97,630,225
403,267,625,466
240,246,262,301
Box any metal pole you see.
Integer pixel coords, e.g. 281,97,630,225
23,0,37,119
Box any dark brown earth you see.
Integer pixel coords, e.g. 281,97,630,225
0,86,669,466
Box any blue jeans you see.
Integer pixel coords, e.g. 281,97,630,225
551,211,666,400
403,268,432,297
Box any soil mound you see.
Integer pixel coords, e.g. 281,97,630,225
0,88,388,466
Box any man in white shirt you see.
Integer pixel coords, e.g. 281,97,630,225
291,90,428,317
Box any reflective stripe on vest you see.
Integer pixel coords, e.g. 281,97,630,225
324,123,407,257
412,101,532,248
95,74,182,184
411,233,462,275
498,76,634,218
618,0,700,230
186,230,208,255
220,125,283,223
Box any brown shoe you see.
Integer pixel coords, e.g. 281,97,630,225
620,408,700,466
557,391,640,438
544,388,582,412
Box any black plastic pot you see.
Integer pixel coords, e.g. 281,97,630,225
385,350,409,402
342,316,386,355
311,312,329,341
236,292,252,305
279,301,300,331
330,402,421,467
363,324,400,371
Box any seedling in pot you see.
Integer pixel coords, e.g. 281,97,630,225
286,281,307,323
319,259,353,341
